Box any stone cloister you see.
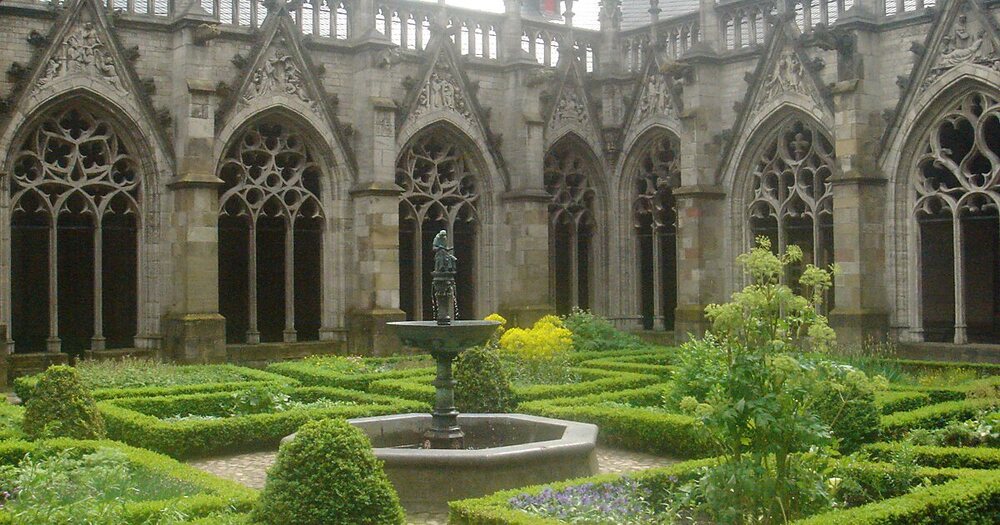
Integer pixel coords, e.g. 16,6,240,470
0,0,998,370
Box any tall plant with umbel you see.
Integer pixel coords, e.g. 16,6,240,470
674,237,878,523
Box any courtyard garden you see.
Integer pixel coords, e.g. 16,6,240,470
1,240,998,524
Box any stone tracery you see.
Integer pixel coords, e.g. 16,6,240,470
9,105,140,353
218,120,324,344
631,132,679,331
544,138,597,314
397,129,480,320
912,90,1000,344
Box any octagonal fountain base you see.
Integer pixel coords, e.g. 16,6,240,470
284,413,599,513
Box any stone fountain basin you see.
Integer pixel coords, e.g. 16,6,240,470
289,413,599,513
387,320,500,352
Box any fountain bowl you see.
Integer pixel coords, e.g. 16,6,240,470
281,413,599,513
388,320,500,353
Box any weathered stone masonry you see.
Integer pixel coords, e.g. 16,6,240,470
0,0,997,368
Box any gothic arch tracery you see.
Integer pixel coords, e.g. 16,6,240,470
7,104,141,354
910,89,1000,344
218,118,325,344
544,136,599,314
397,125,482,320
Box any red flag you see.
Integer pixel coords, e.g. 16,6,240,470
540,0,560,18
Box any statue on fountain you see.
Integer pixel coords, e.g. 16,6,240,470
432,229,457,273
431,230,457,325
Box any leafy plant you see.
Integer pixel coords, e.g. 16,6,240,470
23,365,106,440
0,447,199,524
498,315,579,386
905,411,1000,447
671,237,876,524
253,418,404,525
509,477,668,524
562,308,646,353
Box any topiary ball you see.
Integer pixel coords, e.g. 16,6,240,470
454,347,518,413
253,418,405,525
22,365,105,440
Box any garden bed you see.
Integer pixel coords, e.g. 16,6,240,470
99,386,427,458
13,361,296,401
0,438,256,524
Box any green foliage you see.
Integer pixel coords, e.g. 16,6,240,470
498,315,573,361
561,308,646,353
904,411,999,448
0,405,24,441
14,361,296,402
23,365,106,440
454,347,518,413
863,442,1000,470
266,357,433,390
875,391,934,415
881,398,998,439
99,387,426,458
0,438,256,525
670,238,876,523
253,418,404,525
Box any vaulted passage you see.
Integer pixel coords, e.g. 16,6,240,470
544,138,597,315
746,117,835,308
398,127,480,321
9,105,139,356
218,120,324,344
631,132,679,331
914,91,1000,344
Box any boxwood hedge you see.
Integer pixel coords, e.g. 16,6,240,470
863,442,1000,470
881,398,998,439
99,387,427,458
0,438,257,525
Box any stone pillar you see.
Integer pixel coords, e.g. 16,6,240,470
598,1,622,75
346,92,405,354
673,186,726,339
162,6,226,363
827,5,889,346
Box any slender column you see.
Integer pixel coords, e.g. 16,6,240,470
47,223,60,352
568,225,579,309
247,223,260,344
92,222,105,351
652,229,663,329
953,215,967,344
413,220,424,321
548,220,557,310
283,224,297,343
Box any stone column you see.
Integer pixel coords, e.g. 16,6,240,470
162,5,226,363
0,324,8,389
827,4,889,346
668,0,728,340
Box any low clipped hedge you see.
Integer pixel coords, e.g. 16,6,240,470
883,383,966,403
14,365,297,402
863,442,1000,470
577,352,676,378
265,359,434,390
0,438,257,525
367,368,660,406
881,398,998,439
450,458,1000,525
518,385,715,458
874,390,934,415
0,404,24,440
99,387,427,458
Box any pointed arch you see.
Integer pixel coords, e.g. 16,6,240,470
396,121,497,321
543,132,608,315
2,93,162,355
890,79,1000,344
616,125,682,331
729,108,837,304
216,109,345,344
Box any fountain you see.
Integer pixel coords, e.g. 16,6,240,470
284,230,598,512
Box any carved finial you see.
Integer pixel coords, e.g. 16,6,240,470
649,0,661,49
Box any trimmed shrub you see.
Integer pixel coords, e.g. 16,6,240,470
454,347,518,413
813,377,881,453
881,398,998,439
875,390,934,415
99,387,426,458
23,365,106,440
863,442,1000,470
253,418,405,525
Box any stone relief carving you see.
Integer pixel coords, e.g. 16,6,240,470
38,22,123,91
549,87,589,130
760,52,806,103
243,51,313,106
636,73,674,122
922,12,999,90
412,63,472,121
